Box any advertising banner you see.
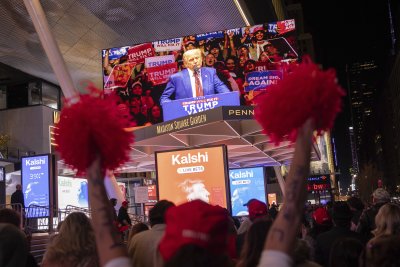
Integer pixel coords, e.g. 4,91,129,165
145,55,175,68
245,71,283,92
162,91,240,121
229,167,266,216
277,19,296,35
127,43,155,64
156,146,229,208
195,31,224,41
307,175,331,192
22,155,50,216
153,38,183,52
147,62,178,86
58,176,89,209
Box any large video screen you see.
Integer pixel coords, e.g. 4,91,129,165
102,19,298,126
22,155,51,217
229,167,266,216
58,176,89,209
155,146,229,208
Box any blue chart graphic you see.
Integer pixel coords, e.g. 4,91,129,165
22,155,50,217
229,167,266,216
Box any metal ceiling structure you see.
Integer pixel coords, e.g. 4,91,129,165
0,0,255,88
116,107,321,173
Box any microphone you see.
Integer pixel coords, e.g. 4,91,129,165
193,65,200,74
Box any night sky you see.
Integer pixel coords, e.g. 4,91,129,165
299,0,392,188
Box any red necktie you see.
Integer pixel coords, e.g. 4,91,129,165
194,72,203,97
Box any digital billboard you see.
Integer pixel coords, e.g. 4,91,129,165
57,176,89,209
229,167,266,216
155,146,229,209
102,19,298,126
21,155,51,217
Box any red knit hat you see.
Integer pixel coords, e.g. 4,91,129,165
312,207,331,225
158,200,229,261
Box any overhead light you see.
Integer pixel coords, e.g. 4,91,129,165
233,0,250,26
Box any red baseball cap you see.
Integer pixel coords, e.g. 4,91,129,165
312,207,331,225
122,200,129,206
158,200,229,261
245,199,268,221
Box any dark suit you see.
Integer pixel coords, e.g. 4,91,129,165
160,67,230,105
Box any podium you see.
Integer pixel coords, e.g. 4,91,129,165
161,91,240,121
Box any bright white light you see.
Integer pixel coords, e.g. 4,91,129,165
233,0,250,26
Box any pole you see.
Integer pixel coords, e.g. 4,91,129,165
22,0,76,98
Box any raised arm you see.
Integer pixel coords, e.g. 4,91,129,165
86,158,129,266
264,119,315,254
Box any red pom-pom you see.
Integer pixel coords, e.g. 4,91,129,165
55,84,134,174
254,56,346,145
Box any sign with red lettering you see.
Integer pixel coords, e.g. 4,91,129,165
127,43,155,64
277,19,295,34
147,62,178,86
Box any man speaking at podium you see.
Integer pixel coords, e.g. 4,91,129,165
160,48,230,105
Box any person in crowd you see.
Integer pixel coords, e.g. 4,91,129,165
293,239,321,267
110,198,118,221
129,96,148,126
360,235,400,267
128,222,149,244
117,200,132,232
160,49,230,104
249,26,269,60
145,104,163,125
141,89,155,111
328,238,363,267
209,42,225,61
0,207,21,227
213,61,240,92
243,59,256,74
236,218,273,267
236,45,251,62
158,200,232,267
0,223,29,267
237,199,268,235
315,201,363,266
128,200,175,267
0,208,38,267
11,184,25,212
268,203,278,220
240,26,253,47
369,203,400,245
263,42,283,63
204,53,217,67
41,212,99,267
225,56,239,78
346,196,365,231
357,188,391,240
184,41,197,51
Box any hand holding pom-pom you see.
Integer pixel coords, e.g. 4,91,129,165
254,56,346,145
55,84,134,174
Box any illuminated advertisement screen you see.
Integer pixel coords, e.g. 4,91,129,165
229,167,266,216
307,175,331,192
22,155,51,217
155,146,230,209
58,176,89,209
102,19,298,125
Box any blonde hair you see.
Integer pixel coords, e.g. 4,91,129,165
372,203,400,238
182,49,202,64
43,212,99,267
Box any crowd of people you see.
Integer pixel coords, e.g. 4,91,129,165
103,23,298,126
2,120,400,267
